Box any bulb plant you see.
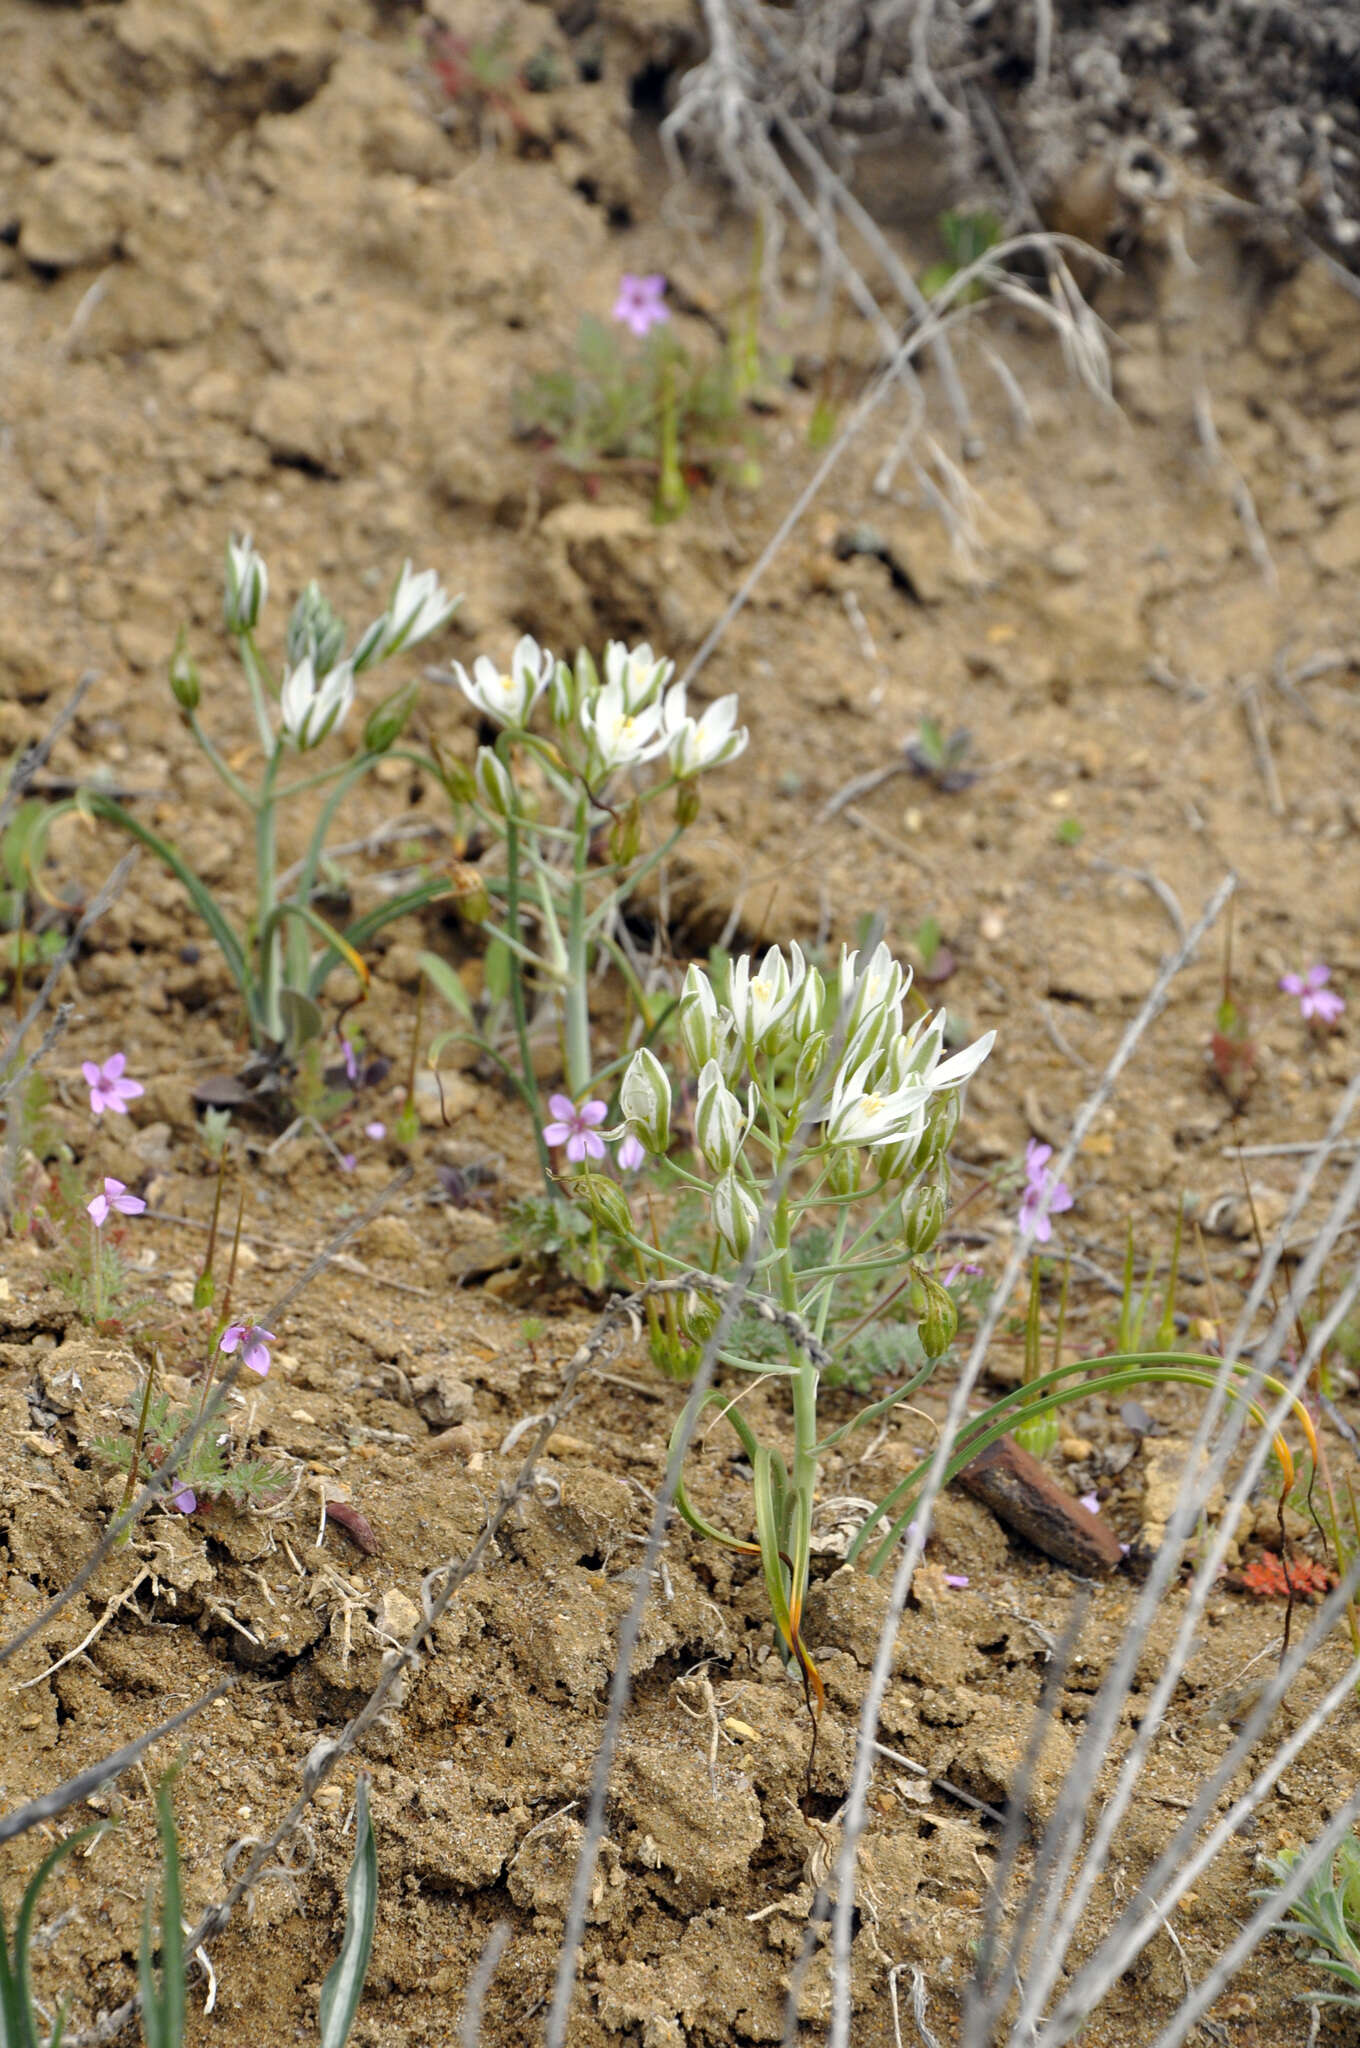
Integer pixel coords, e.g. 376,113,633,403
31,540,460,1065
570,937,995,1705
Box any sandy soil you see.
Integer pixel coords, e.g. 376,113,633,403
2,3,1360,2043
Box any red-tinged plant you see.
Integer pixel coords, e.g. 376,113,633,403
1241,1550,1336,1599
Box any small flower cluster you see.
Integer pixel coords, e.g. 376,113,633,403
225,541,458,754
425,629,748,1120
579,941,992,1357
451,634,747,787
612,939,991,1210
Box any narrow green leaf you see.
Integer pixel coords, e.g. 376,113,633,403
80,795,249,998
417,952,474,1025
318,1776,378,2048
10,1826,108,2048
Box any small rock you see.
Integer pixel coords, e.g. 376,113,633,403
373,1589,420,1641
1140,1437,1224,1553
359,1216,423,1262
409,1371,474,1429
1047,543,1088,580
380,942,424,988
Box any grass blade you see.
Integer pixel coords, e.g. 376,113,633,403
318,1775,378,2048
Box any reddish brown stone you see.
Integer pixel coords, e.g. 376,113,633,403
957,1435,1125,1574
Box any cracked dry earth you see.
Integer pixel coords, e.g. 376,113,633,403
2,1,1360,2044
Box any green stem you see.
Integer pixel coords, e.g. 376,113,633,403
564,794,591,1099
236,630,277,756
505,808,551,1188
89,1213,103,1326
254,748,283,1040
186,712,256,808
287,751,380,996
580,824,686,938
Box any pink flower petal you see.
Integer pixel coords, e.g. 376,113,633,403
578,1099,608,1126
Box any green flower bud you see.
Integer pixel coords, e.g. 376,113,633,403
565,1172,634,1242
169,628,200,713
448,861,491,926
474,746,516,818
825,1144,860,1198
619,1047,671,1155
224,534,268,632
678,964,723,1071
363,679,419,754
674,779,701,828
911,1087,961,1175
712,1169,760,1261
286,581,346,678
910,1267,958,1359
793,1030,831,1102
679,1287,722,1344
610,797,642,868
694,1060,743,1174
900,1181,947,1256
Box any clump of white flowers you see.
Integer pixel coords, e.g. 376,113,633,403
423,636,748,1116
607,938,992,1332
76,534,462,1057
568,936,992,1710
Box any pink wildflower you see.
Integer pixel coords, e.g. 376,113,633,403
87,1177,146,1227
612,273,669,338
220,1322,276,1377
616,1131,646,1172
1280,964,1345,1027
542,1093,608,1164
170,1483,197,1515
944,1573,970,1590
364,1121,386,1141
1018,1140,1073,1246
82,1053,144,1117
1079,1490,1100,1516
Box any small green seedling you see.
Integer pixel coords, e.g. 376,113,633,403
1258,1831,1360,2010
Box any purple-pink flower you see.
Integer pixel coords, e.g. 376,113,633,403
170,1482,197,1515
220,1322,276,1377
1280,964,1345,1027
82,1053,144,1117
1018,1139,1073,1246
87,1177,146,1227
942,1260,983,1288
944,1573,969,1590
612,273,669,338
542,1093,608,1164
1079,1490,1100,1516
616,1131,646,1172
364,1120,386,1141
